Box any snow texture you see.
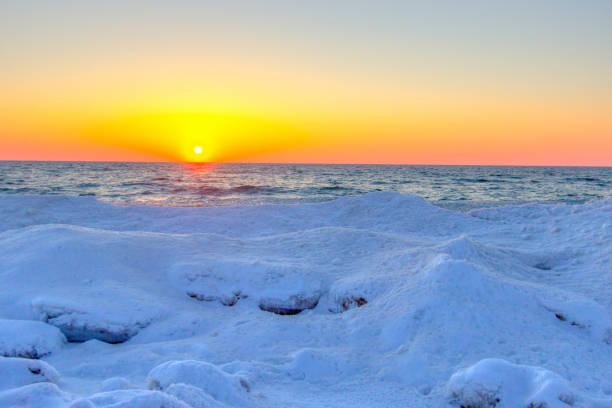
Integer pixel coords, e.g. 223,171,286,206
0,192,610,407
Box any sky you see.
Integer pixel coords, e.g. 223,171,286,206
1,0,611,165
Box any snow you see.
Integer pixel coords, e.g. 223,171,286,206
147,360,251,405
0,357,60,391
0,319,66,358
445,358,612,407
447,358,575,407
0,383,71,408
0,192,610,407
69,390,191,408
100,377,132,392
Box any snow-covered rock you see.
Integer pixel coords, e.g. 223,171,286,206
447,359,577,408
0,319,66,358
0,357,60,391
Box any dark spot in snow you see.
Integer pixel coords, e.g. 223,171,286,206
330,296,368,313
534,263,552,270
259,295,320,315
239,378,251,392
28,367,41,375
258,306,304,315
343,296,367,309
187,291,243,306
553,311,586,329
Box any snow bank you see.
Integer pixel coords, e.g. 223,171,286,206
0,319,66,358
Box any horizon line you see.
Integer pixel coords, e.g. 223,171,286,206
0,159,610,168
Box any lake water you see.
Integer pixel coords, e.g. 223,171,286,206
0,161,610,209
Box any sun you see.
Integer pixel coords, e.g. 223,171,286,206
194,146,203,155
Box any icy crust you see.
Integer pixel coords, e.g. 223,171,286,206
0,192,611,407
0,319,66,358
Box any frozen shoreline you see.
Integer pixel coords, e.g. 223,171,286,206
1,193,611,407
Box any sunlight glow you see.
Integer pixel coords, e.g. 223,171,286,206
194,146,203,155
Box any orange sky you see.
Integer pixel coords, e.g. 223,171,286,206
1,1,611,165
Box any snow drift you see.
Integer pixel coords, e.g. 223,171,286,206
0,192,610,407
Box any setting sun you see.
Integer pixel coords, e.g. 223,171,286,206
194,146,203,155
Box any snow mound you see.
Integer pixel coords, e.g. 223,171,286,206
69,389,190,408
447,359,581,408
0,382,71,408
0,357,60,391
166,383,231,408
147,360,251,405
0,319,66,358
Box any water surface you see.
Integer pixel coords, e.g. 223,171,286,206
0,161,610,209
